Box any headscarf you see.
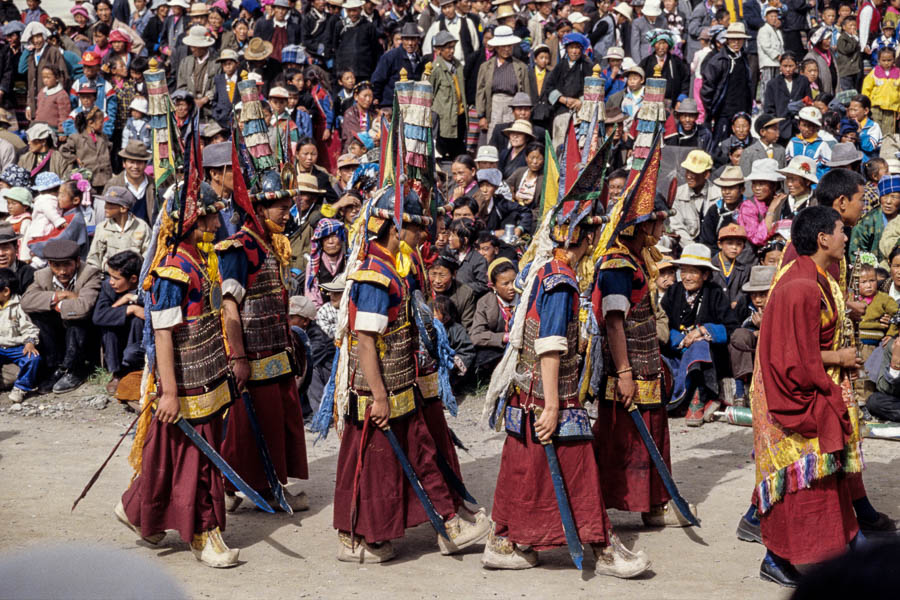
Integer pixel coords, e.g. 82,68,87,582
645,28,675,49
305,217,347,306
0,165,31,188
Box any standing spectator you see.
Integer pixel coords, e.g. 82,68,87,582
664,98,712,150
254,0,301,62
785,106,832,181
848,95,883,163
18,122,71,180
835,17,862,93
60,107,113,191
339,82,377,154
333,0,382,81
669,149,721,244
739,113,786,187
33,65,70,135
763,52,811,144
430,31,467,160
741,0,764,99
862,47,900,137
175,26,220,119
780,0,812,56
757,6,783,100
70,50,118,135
638,29,690,108
686,0,723,64
804,26,839,97
121,96,150,152
91,249,144,394
859,0,885,60
21,238,101,393
593,3,632,63
475,26,532,143
700,22,752,146
104,140,155,223
423,0,481,66
301,0,334,65
371,23,425,111
689,27,713,123
20,21,68,123
541,32,593,148
630,1,666,62
0,267,40,404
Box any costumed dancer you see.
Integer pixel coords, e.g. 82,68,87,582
480,166,651,576
217,163,310,513
751,205,865,587
591,76,695,527
116,181,240,568
314,187,491,562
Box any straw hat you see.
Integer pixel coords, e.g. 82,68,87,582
672,243,719,271
343,0,364,8
724,22,751,39
680,149,713,174
296,173,325,194
712,165,745,187
742,265,776,293
502,120,534,139
745,158,784,182
216,49,239,62
778,155,818,183
337,153,361,169
187,3,209,16
183,25,215,47
496,4,516,19
244,37,274,61
487,25,521,47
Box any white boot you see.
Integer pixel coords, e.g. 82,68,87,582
224,492,243,513
191,527,239,568
114,500,165,545
592,533,650,579
480,525,538,569
641,502,698,528
437,512,491,555
337,531,396,563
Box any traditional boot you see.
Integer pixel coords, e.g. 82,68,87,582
114,500,165,545
641,502,698,527
592,532,651,579
191,527,240,568
480,525,538,569
337,531,395,563
224,492,243,513
286,490,309,512
437,512,491,555
736,505,762,544
759,551,801,587
685,396,705,427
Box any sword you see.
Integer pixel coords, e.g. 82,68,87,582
381,426,450,540
535,407,583,570
240,390,292,514
433,450,477,505
628,405,700,527
177,418,275,514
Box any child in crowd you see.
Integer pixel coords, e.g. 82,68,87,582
335,68,356,120
862,47,900,136
433,214,451,255
621,64,645,130
448,217,489,298
864,157,890,213
0,267,40,403
121,96,151,151
700,165,745,250
757,239,785,267
470,257,517,380
35,65,70,134
600,47,626,98
3,187,33,262
63,83,101,137
316,273,345,341
691,29,713,122
22,177,65,264
91,249,145,394
801,58,820,98
785,106,832,180
61,107,113,190
777,155,818,219
728,265,776,406
86,186,151,272
858,259,900,401
739,158,786,247
868,22,897,67
287,83,313,138
835,17,862,93
432,294,475,390
711,223,750,313
848,95,883,163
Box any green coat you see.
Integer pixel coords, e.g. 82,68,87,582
430,56,466,140
850,207,888,262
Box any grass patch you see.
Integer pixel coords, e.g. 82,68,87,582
87,366,112,386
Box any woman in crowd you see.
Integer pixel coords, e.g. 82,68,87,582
507,141,545,220
498,120,535,179
713,112,753,168
340,81,377,154
429,252,477,331
304,217,347,308
450,154,480,202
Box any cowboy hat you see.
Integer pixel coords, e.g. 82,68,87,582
672,243,719,271
187,3,210,16
399,22,423,38
216,49,239,62
742,265,776,293
502,119,535,139
0,223,21,244
724,22,751,39
118,139,152,161
778,155,818,183
296,173,325,194
712,165,745,187
244,37,274,61
487,25,521,47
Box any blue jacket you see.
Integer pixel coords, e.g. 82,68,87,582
211,73,238,129
370,47,426,108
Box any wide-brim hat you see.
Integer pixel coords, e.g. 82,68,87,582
826,142,863,167
746,157,784,182
604,105,626,124
509,93,532,108
675,98,700,114
724,22,751,39
118,139,152,161
344,0,365,8
568,11,590,24
296,173,325,194
496,4,516,18
216,49,239,62
487,25,521,47
432,30,457,47
642,2,662,17
612,3,633,20
503,119,534,139
244,37,273,61
188,3,210,16
184,25,215,47
778,155,818,183
0,223,21,244
168,0,190,8
713,165,745,187
400,22,423,38
337,153,361,169
604,46,625,60
320,273,347,292
672,243,719,271
742,265,776,292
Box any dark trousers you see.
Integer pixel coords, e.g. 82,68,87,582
436,114,467,160
29,311,94,373
782,30,805,57
867,392,900,423
712,116,733,147
747,52,759,107
100,315,145,375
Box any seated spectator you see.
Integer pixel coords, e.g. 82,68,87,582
470,257,517,380
777,155,818,219
864,158,889,214
433,214,451,255
475,231,499,265
661,243,739,426
758,238,785,267
21,239,101,393
333,154,360,197
3,186,33,262
289,294,332,420
488,92,546,154
91,250,145,394
450,195,480,221
738,158,786,247
448,217,489,298
106,140,156,224
86,187,151,272
316,273,345,341
432,294,475,390
869,334,900,423
711,223,751,313
852,174,900,264
785,106,831,181
664,99,712,150
18,122,72,180
739,113,786,186
507,141,544,225
858,258,899,350
429,252,476,331
304,217,346,308
475,167,533,236
848,95,882,163
699,165,745,251
498,120,535,180
728,265,775,406
0,267,41,404
449,154,479,202
0,225,35,293
669,149,720,244
713,112,752,167
60,107,113,190
27,177,90,265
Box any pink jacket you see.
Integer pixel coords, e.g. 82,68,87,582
737,197,772,246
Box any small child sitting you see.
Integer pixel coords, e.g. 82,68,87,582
121,96,151,152
3,187,33,262
728,265,776,406
0,268,40,403
432,294,475,390
858,259,900,400
289,294,334,420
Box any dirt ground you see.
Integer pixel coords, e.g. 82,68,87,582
0,383,898,600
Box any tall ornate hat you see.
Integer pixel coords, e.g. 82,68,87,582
365,186,432,237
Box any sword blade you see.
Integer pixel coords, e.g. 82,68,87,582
628,406,699,527
241,391,292,514
542,442,584,570
177,419,275,513
434,449,477,505
381,427,449,540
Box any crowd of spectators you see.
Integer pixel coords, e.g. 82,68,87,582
1,0,900,426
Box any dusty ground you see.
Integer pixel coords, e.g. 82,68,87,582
0,383,898,600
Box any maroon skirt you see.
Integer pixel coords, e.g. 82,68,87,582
760,474,859,565
333,401,457,543
492,404,611,551
593,402,672,513
421,398,464,509
121,415,226,544
221,378,309,493
846,471,866,501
